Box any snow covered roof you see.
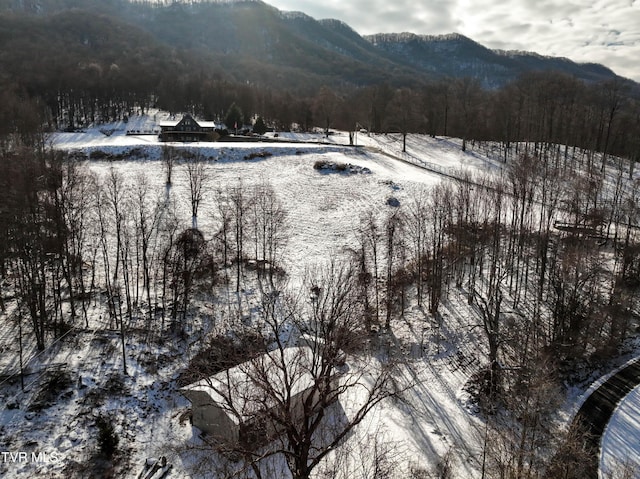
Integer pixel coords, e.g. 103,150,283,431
158,114,217,129
181,346,317,425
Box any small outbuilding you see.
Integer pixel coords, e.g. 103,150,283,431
181,346,336,447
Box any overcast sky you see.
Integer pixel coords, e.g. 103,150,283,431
267,0,640,82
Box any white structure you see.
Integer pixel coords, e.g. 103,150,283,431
182,346,334,446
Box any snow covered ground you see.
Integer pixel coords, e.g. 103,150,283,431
1,112,637,478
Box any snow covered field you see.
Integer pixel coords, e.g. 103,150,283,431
1,113,638,478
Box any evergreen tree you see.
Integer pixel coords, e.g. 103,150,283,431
225,102,244,132
253,115,267,135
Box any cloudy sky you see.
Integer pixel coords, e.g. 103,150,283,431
267,0,640,82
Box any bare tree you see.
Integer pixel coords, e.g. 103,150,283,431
386,87,423,152
406,190,430,308
162,144,176,185
383,209,404,329
156,196,180,331
214,187,233,285
172,227,210,328
249,180,288,285
194,261,400,479
132,172,161,323
313,86,341,138
427,184,450,315
315,423,405,479
544,423,594,479
8,147,56,350
484,358,564,479
229,180,249,293
472,177,507,397
105,168,126,322
548,239,606,357
452,77,483,152
57,160,96,326
359,211,382,325
185,152,208,229
596,78,627,175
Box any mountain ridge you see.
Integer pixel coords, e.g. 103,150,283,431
364,32,620,87
0,0,632,91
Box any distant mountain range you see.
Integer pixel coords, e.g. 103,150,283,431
365,32,619,88
0,0,631,91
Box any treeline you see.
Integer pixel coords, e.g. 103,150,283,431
0,145,288,353
355,150,640,368
349,152,640,478
337,73,640,162
2,52,639,164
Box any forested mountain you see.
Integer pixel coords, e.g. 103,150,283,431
0,0,417,93
0,0,629,93
366,33,619,88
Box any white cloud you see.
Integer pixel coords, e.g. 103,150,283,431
267,0,640,81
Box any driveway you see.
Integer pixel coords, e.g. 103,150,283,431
572,358,640,478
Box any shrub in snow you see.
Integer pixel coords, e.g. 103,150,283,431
313,160,371,174
103,373,128,395
96,414,119,457
381,179,401,191
28,369,73,412
313,160,329,169
89,150,110,160
68,150,88,161
99,128,116,137
244,151,273,160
